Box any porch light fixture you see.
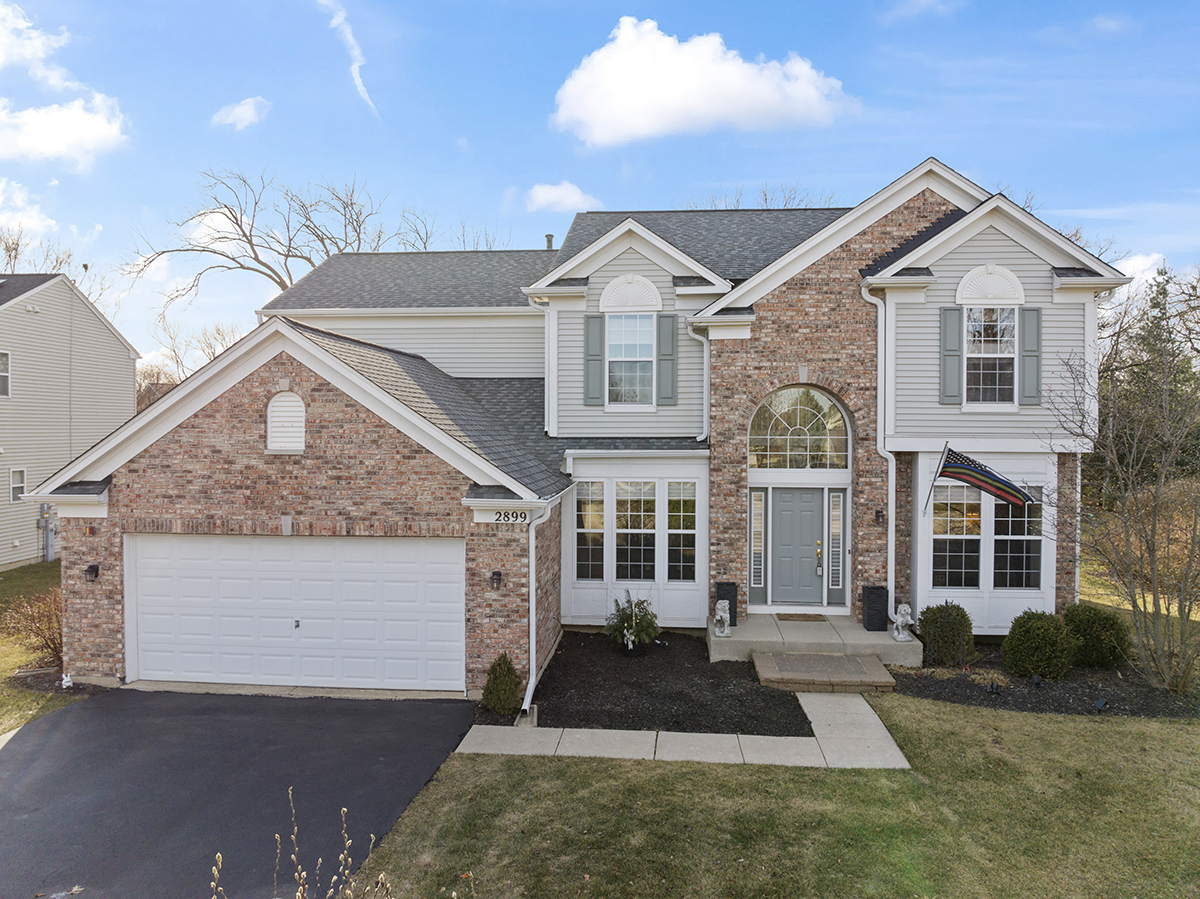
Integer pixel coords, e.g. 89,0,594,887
85,563,100,582
491,570,503,589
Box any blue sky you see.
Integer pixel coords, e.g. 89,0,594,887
2,0,1198,361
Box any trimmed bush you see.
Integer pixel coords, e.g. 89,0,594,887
1064,603,1132,669
918,601,977,668
481,652,523,717
1002,610,1079,678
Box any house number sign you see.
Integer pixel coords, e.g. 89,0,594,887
493,511,529,523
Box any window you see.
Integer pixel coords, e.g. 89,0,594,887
575,482,604,580
750,490,766,588
748,387,849,470
615,481,655,580
932,485,981,587
0,351,9,397
10,469,25,504
966,307,1016,403
667,482,696,582
266,391,305,453
994,488,1043,588
607,314,654,404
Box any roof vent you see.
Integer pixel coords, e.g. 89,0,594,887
545,234,554,250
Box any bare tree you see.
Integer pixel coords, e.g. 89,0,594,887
995,183,1120,261
126,170,441,309
680,181,837,210
1053,268,1200,692
452,218,512,251
150,313,245,381
135,360,180,412
1,225,116,315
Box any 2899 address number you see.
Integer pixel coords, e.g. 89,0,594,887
494,511,529,523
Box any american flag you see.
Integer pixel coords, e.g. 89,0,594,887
937,448,1035,507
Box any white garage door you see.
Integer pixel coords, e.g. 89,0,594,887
126,535,466,691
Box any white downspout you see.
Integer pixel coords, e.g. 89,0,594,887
687,321,710,442
860,283,898,625
521,500,557,715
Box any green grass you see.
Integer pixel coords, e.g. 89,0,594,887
358,695,1200,899
0,560,72,735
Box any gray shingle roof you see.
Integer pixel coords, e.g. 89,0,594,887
554,209,852,282
264,250,558,310
287,321,571,498
894,267,934,277
0,273,59,309
1052,267,1102,278
50,477,112,497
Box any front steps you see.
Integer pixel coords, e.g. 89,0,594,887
753,651,895,693
707,613,923,668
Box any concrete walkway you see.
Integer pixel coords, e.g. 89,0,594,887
456,692,909,769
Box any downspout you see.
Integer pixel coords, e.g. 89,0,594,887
687,321,710,442
521,500,557,715
860,283,898,625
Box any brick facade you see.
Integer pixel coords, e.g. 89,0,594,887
61,352,540,691
893,451,915,607
707,189,959,621
534,501,563,679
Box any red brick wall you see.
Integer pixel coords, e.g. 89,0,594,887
1055,452,1081,614
61,352,535,690
534,500,563,680
707,189,959,621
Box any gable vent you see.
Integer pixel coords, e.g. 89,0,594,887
267,391,305,453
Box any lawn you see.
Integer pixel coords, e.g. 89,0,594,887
359,694,1200,899
0,560,75,735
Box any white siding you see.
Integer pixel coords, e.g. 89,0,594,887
282,311,545,377
0,279,136,568
892,227,1084,440
556,248,705,437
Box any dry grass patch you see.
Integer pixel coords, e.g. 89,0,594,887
361,696,1200,899
0,560,75,735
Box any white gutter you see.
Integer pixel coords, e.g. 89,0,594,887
860,283,898,625
521,498,559,715
687,321,711,442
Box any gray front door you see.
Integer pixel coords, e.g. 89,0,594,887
771,488,823,604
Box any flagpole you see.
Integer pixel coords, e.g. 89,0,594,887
922,441,950,516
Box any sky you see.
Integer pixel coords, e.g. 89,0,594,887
2,0,1199,364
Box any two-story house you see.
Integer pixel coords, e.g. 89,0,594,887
32,159,1128,698
0,274,137,570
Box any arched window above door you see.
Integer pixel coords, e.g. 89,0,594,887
748,387,849,470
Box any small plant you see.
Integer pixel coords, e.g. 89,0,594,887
1,587,64,670
1064,603,1132,669
604,590,661,650
481,652,523,717
1002,610,1079,678
917,601,977,668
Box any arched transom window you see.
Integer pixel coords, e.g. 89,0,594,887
748,387,849,470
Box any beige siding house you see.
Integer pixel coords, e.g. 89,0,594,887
0,274,137,570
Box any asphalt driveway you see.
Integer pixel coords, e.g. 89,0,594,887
0,690,474,898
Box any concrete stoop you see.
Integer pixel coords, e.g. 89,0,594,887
753,651,895,694
708,613,923,668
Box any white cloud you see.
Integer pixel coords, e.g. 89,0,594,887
1088,14,1132,34
315,0,377,115
0,92,126,171
879,0,964,24
0,177,56,233
526,181,604,213
0,1,81,89
211,96,271,130
1116,252,1167,297
552,17,855,147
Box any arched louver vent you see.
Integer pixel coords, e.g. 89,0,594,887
267,391,305,453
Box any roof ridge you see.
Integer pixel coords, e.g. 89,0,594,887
575,207,853,215
331,249,557,257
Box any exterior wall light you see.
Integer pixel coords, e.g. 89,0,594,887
85,563,100,582
491,570,503,589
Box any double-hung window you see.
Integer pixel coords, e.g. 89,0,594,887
932,485,981,587
607,314,655,404
667,481,696,582
0,352,9,397
615,481,655,580
575,481,605,580
965,307,1016,403
994,488,1043,588
10,469,25,504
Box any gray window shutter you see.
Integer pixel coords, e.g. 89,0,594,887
939,306,963,405
1019,306,1042,405
584,314,604,406
656,314,678,406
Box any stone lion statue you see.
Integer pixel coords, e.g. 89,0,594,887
893,602,914,642
713,599,732,637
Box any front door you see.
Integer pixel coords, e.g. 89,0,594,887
771,488,823,604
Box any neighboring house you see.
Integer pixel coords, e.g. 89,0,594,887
0,274,137,571
32,159,1129,697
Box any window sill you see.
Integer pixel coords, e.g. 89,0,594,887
960,403,1022,413
265,449,304,455
603,403,657,413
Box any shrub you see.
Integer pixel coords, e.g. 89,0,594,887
1064,603,1133,669
1,588,64,669
604,590,661,650
481,652,523,717
1002,610,1079,678
917,601,977,667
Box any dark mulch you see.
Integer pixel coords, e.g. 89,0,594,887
7,664,109,699
890,644,1200,719
475,631,813,736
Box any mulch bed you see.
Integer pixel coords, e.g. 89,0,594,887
475,631,814,737
889,644,1200,719
6,665,109,699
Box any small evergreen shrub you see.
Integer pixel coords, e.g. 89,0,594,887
1064,603,1132,669
604,590,661,650
1002,610,1079,678
917,601,977,667
481,652,523,716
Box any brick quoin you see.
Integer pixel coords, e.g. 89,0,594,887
707,189,959,622
60,352,540,691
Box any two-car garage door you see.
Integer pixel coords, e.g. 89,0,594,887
125,534,466,691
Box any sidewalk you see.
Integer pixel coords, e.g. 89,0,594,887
456,692,909,769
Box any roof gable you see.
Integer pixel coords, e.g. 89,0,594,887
0,273,139,358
